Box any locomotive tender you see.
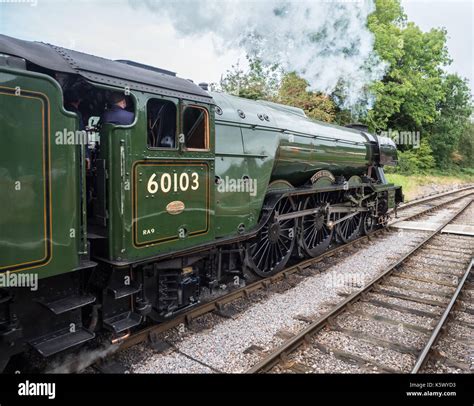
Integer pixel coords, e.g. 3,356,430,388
0,35,402,371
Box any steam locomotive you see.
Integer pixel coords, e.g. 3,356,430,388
0,34,402,371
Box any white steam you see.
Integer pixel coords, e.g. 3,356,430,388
45,343,120,373
130,0,386,107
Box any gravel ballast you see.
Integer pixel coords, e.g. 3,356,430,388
125,229,429,373
119,198,472,374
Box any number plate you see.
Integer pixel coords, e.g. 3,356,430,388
132,161,210,247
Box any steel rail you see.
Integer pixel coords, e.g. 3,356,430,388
388,189,474,226
64,186,472,373
118,228,384,350
411,258,473,373
389,184,474,213
120,190,473,352
247,196,473,373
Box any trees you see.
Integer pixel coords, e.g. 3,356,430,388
366,0,451,133
428,74,473,168
217,60,337,122
215,56,281,100
366,0,472,171
458,123,474,169
216,0,472,172
276,73,336,122
395,139,436,174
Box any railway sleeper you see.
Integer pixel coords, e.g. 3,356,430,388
311,341,400,373
329,321,419,354
363,298,441,319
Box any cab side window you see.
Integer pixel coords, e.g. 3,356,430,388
147,99,177,148
183,106,209,150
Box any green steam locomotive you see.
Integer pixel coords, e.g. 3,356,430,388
0,35,402,371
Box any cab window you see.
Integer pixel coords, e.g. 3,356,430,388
147,99,177,148
183,106,209,150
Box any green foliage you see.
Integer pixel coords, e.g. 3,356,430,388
217,60,337,122
366,0,451,132
276,73,336,122
215,56,281,100
457,123,474,168
215,0,473,175
365,0,472,172
395,139,435,174
331,81,373,126
427,74,473,169
460,166,474,177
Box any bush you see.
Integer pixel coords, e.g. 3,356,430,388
395,139,435,174
460,167,474,177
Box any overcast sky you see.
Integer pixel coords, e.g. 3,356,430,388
1,0,472,91
401,0,473,88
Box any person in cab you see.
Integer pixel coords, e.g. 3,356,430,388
102,92,134,125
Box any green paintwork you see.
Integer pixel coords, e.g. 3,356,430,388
214,122,252,236
1,66,401,270
97,92,215,262
0,68,81,279
211,92,370,236
133,162,210,246
387,188,396,208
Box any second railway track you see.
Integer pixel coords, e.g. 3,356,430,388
42,186,473,373
248,197,473,374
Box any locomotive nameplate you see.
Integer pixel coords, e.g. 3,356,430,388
311,170,335,185
132,161,210,247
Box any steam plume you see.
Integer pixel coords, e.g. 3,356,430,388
130,0,386,107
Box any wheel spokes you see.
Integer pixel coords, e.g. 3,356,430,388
301,194,333,257
247,197,296,276
337,212,362,242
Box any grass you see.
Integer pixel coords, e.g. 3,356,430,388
385,172,474,202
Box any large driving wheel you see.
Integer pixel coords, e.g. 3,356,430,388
300,193,333,257
335,212,362,243
246,197,296,277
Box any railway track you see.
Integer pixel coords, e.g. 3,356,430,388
394,184,473,210
389,185,474,222
418,203,474,373
42,186,473,373
117,188,474,351
247,198,473,373
413,259,473,373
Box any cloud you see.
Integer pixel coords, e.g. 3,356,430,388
0,0,245,85
132,0,387,107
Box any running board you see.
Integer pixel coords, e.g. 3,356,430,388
30,327,95,357
103,312,142,333
39,294,96,315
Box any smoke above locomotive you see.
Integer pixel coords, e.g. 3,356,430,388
132,0,387,108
